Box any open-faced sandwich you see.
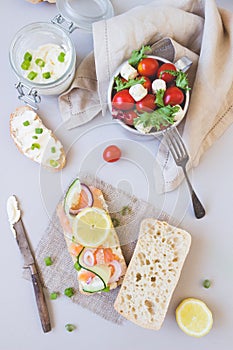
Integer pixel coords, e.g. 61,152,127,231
57,178,127,294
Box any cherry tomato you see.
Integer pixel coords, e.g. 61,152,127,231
157,63,177,83
124,110,138,126
137,75,152,91
164,86,184,106
136,94,156,113
112,90,135,111
137,58,159,77
103,145,121,163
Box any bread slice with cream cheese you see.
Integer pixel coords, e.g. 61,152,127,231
114,219,191,329
10,106,66,170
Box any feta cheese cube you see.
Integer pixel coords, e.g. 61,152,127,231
120,62,138,81
129,84,147,102
152,79,166,94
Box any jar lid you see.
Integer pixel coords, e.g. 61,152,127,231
56,0,114,32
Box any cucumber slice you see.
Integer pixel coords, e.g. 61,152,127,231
81,276,106,293
64,178,81,216
77,248,111,293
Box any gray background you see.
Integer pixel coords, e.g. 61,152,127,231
0,1,233,349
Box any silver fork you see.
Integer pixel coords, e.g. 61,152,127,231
163,127,205,219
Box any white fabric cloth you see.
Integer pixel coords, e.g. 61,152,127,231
59,0,233,192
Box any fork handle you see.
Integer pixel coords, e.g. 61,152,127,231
183,167,206,219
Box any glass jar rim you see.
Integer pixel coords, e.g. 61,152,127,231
9,22,76,89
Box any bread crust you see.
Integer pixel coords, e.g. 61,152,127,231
114,219,191,330
10,105,66,171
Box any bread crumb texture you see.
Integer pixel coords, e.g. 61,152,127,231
114,219,191,330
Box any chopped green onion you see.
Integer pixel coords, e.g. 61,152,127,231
58,52,66,62
51,146,56,153
21,60,30,70
44,256,52,266
42,72,51,79
74,262,81,271
24,52,32,62
65,324,76,332
203,279,211,289
31,143,40,150
50,159,59,168
35,128,43,134
23,120,30,126
111,217,120,228
27,71,38,81
32,135,38,140
50,292,58,300
102,286,110,292
64,287,74,298
35,58,45,67
120,206,132,216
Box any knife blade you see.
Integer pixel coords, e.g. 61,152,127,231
7,195,51,333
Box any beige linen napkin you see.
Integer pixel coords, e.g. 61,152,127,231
59,0,233,192
28,173,172,324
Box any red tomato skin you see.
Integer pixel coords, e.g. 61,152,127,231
137,58,159,77
164,86,184,106
157,63,177,83
138,76,152,91
112,90,135,111
124,111,138,126
103,145,121,163
136,94,156,113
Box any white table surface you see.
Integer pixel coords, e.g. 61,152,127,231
1,1,233,349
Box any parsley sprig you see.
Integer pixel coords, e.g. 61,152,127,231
133,105,180,131
128,45,151,67
114,76,146,92
159,69,190,91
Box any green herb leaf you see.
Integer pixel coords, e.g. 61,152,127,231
50,292,58,300
134,105,179,131
155,89,165,107
58,52,66,62
23,120,30,126
42,72,51,79
31,143,41,150
120,206,132,216
44,256,52,266
111,217,120,228
35,58,45,68
51,146,56,153
64,287,74,298
114,76,146,92
27,71,37,81
35,128,43,134
21,60,30,70
50,159,59,168
203,279,211,289
24,52,32,62
65,324,76,332
160,70,190,91
128,45,151,68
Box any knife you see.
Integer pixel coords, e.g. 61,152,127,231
7,195,51,333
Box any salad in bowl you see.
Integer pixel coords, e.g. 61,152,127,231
108,46,191,136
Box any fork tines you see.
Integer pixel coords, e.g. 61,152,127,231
164,128,188,163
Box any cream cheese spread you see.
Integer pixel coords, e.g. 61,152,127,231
21,43,71,84
7,196,21,237
11,109,63,168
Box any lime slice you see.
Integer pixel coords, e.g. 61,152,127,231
72,207,112,247
176,298,213,337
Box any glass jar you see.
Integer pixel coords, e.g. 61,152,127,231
9,0,114,109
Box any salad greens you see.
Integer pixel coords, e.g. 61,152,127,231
128,45,151,67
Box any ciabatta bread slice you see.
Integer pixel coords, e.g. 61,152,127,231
10,106,65,171
114,219,191,330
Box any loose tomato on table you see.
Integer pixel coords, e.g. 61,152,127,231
137,58,159,77
103,145,122,163
136,94,156,113
112,89,135,110
164,86,184,106
157,63,177,83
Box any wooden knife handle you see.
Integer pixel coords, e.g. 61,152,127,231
30,269,51,333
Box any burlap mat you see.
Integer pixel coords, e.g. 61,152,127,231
28,173,176,324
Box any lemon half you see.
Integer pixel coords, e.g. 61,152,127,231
72,207,112,247
176,298,213,338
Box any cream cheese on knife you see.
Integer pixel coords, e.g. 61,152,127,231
7,196,21,237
